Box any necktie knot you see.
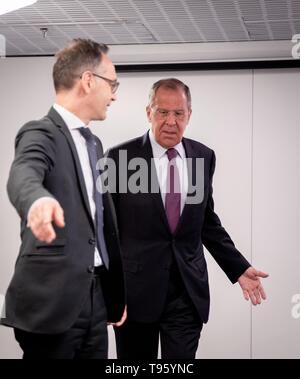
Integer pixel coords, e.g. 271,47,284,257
78,127,94,143
167,148,178,161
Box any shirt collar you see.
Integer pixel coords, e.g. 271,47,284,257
53,103,86,130
148,129,185,160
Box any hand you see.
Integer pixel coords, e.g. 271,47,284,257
27,198,65,243
238,267,269,306
108,306,127,327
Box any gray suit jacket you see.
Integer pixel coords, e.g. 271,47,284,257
1,108,125,334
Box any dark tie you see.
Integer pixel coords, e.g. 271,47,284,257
78,127,109,269
165,148,181,234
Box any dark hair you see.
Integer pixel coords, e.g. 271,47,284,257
148,78,192,108
53,39,109,92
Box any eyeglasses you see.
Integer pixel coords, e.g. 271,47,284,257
154,108,187,121
80,72,120,94
92,73,120,94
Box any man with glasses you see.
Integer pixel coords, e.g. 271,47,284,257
107,78,268,359
1,39,126,359
90,73,119,94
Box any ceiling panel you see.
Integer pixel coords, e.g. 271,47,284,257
0,0,298,57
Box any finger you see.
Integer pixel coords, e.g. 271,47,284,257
249,291,257,306
114,320,124,327
119,314,127,326
259,285,267,300
33,203,58,242
30,221,49,240
114,317,125,327
30,215,53,241
255,271,269,278
243,290,250,301
28,206,44,228
53,204,65,228
112,312,127,328
32,223,56,243
29,204,52,229
44,224,56,243
41,203,56,225
254,288,261,305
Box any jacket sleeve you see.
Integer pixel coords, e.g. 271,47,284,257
7,122,56,220
202,150,251,283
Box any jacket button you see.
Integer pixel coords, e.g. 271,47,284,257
89,238,96,245
87,266,94,274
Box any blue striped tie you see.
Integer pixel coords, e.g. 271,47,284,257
78,127,109,269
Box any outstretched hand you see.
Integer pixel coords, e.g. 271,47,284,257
27,198,65,243
238,267,269,306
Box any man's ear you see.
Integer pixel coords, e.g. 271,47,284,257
146,105,151,122
187,108,192,122
80,71,93,93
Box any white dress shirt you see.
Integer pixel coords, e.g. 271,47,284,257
148,129,188,214
29,104,102,266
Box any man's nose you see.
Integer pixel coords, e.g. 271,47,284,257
165,111,176,125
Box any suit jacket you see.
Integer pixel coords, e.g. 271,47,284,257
106,132,250,323
1,108,125,334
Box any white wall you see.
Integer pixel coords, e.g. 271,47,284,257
252,69,300,358
0,57,299,358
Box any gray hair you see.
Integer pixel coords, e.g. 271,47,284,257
148,78,192,109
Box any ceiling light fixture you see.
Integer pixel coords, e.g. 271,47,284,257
0,0,38,16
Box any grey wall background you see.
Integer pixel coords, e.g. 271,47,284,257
0,57,299,359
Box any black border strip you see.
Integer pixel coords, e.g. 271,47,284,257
4,56,300,71
116,60,300,72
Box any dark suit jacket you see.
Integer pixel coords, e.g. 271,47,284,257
106,132,250,324
1,108,125,334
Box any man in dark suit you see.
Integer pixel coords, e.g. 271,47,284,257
106,78,268,359
1,39,126,359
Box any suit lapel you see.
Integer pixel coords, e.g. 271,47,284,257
46,108,94,229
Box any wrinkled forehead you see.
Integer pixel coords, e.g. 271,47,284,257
152,87,189,109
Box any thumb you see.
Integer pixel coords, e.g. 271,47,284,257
53,203,65,228
255,270,269,278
